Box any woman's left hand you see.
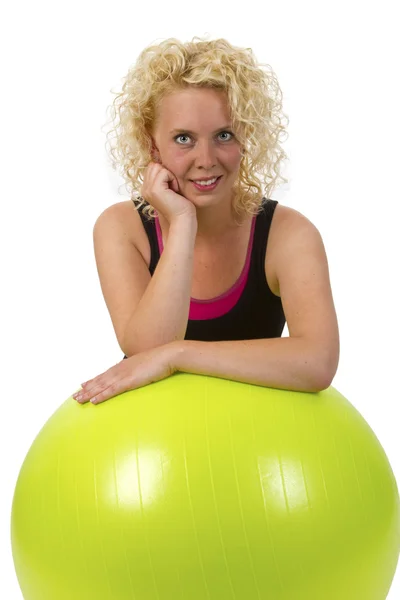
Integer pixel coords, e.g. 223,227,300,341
72,343,179,405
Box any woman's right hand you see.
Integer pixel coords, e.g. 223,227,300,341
140,161,197,223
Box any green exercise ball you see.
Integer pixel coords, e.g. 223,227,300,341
11,373,400,600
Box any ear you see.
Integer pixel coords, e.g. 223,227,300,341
151,147,161,163
150,137,161,162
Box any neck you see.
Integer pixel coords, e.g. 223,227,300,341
197,204,246,240
159,196,248,246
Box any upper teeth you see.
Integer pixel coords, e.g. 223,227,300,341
195,177,218,186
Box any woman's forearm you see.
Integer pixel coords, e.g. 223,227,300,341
169,337,331,393
122,215,197,357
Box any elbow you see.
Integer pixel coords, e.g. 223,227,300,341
310,342,340,392
306,372,331,393
313,362,338,392
120,333,144,358
121,325,165,357
313,373,333,392
303,361,336,394
121,339,153,358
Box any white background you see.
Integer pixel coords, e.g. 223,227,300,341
1,0,399,597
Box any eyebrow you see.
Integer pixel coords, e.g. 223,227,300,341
169,125,232,134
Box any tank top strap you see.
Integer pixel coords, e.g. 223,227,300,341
251,197,278,276
133,200,160,274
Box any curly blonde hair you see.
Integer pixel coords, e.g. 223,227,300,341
103,35,289,221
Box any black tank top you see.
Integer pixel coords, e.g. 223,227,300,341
122,197,286,359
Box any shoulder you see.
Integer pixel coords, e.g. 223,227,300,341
94,200,151,264
267,202,324,287
265,202,318,296
273,203,326,263
95,200,140,229
269,201,314,236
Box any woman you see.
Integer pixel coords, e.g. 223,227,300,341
72,36,339,405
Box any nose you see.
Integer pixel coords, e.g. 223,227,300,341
193,139,217,169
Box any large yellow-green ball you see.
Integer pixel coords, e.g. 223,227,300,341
11,374,400,599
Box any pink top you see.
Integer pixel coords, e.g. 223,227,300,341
154,215,257,320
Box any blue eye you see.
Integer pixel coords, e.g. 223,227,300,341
218,131,234,141
174,131,234,145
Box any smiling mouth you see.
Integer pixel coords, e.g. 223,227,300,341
190,176,223,183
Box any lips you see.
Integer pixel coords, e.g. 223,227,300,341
190,176,222,183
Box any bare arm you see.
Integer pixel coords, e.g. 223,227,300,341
169,337,331,393
122,215,197,357
166,212,340,393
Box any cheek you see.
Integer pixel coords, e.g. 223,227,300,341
225,146,243,168
164,154,187,177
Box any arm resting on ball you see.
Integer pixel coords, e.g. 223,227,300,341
170,337,333,393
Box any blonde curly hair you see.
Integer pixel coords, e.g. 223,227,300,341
103,35,290,221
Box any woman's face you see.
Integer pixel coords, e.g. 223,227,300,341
150,88,243,207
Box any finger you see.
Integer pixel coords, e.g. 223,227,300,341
73,377,104,404
90,382,122,405
74,391,91,404
74,363,125,403
78,365,117,396
171,177,180,193
73,377,104,403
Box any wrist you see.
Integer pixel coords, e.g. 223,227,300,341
169,213,198,234
167,339,188,370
